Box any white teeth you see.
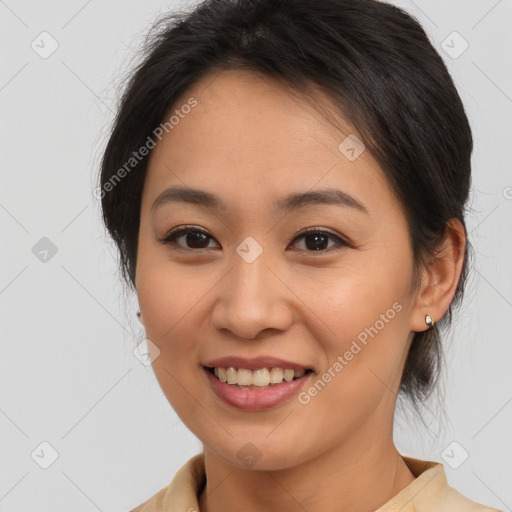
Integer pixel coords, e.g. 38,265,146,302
237,368,253,386
210,366,309,387
226,367,237,385
252,368,270,386
283,369,294,382
269,367,284,383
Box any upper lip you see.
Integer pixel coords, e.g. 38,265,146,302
203,356,312,371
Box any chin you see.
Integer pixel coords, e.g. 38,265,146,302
203,435,310,472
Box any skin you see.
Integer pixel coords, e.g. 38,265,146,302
135,69,466,512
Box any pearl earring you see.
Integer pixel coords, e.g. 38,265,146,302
425,314,435,328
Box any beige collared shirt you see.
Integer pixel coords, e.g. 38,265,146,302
130,453,502,511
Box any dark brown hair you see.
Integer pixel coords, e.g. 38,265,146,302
98,0,473,410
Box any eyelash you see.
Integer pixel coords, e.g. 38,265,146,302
160,226,349,254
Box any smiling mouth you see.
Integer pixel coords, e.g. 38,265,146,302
204,366,314,389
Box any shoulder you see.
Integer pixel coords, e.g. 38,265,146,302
430,483,503,512
127,453,205,512
129,485,169,512
377,456,503,512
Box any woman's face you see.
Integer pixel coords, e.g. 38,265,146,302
135,69,424,470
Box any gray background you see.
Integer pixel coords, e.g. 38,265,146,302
1,0,511,510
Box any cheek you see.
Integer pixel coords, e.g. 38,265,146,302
302,248,411,340
135,253,205,383
294,285,410,447
136,230,208,341
135,257,210,424
304,244,413,392
312,278,410,388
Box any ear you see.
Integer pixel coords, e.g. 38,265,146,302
410,218,467,332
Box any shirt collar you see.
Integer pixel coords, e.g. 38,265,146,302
376,456,446,511
138,453,450,512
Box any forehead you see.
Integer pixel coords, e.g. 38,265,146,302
143,69,395,217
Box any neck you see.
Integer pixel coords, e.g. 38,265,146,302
198,424,416,512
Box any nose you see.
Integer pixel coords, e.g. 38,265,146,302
210,249,294,340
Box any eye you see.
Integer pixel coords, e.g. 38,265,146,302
160,227,219,250
160,226,349,253
288,228,348,253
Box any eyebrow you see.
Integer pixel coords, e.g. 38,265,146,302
151,186,368,214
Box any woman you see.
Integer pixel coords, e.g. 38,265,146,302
98,0,502,510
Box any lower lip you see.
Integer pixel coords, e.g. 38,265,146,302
203,367,312,410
